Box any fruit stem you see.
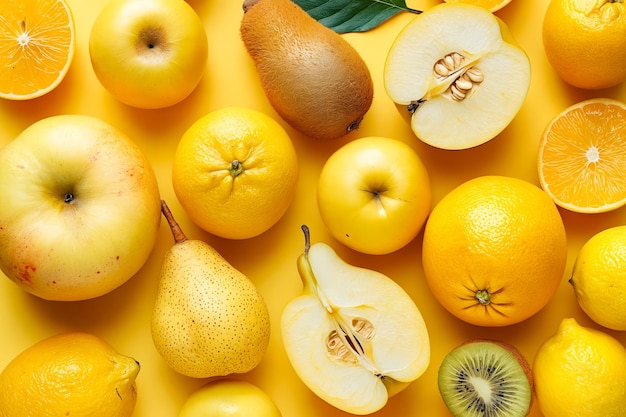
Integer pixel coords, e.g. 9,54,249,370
301,224,311,254
228,160,244,178
160,200,188,244
298,225,385,379
475,289,491,305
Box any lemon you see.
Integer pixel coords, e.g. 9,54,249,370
533,317,626,417
0,332,140,417
569,225,626,330
172,107,299,240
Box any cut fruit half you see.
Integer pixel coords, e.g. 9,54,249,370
538,98,626,213
438,340,534,417
0,0,75,100
281,226,430,414
384,3,530,150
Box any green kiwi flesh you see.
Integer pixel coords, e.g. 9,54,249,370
438,340,533,417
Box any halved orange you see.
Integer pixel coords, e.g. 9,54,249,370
443,0,513,13
538,98,626,213
0,0,75,100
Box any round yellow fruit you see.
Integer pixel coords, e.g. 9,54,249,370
0,332,140,417
569,225,626,330
172,107,298,240
443,0,513,13
178,379,282,417
317,136,431,255
543,0,626,89
89,0,208,108
533,317,626,417
422,176,567,326
0,114,162,301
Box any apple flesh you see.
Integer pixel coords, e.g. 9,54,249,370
0,115,161,301
89,0,208,109
384,3,530,150
281,226,430,415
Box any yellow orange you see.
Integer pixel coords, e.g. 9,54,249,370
538,98,626,213
172,107,299,240
0,0,75,100
443,0,513,13
422,176,567,327
542,0,626,89
0,332,140,417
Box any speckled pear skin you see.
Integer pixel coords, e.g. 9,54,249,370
151,202,271,378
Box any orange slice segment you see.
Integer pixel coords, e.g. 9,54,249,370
443,0,513,13
538,98,626,214
0,0,75,100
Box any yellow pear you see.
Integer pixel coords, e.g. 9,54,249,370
151,201,271,378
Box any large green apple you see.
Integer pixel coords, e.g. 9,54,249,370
178,379,282,417
317,136,432,255
89,0,208,109
0,115,161,301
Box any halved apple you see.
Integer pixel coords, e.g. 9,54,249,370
281,226,430,415
384,3,530,150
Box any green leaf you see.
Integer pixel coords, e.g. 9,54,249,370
293,0,422,33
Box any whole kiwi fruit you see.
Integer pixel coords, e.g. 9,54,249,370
240,0,374,140
438,339,534,417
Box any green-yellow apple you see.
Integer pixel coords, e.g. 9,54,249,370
178,379,282,417
89,0,208,109
0,115,161,301
317,136,431,255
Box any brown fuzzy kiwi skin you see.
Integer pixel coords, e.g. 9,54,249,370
461,339,535,415
240,0,374,140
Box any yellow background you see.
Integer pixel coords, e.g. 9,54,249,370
1,0,626,416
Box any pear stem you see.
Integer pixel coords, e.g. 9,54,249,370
301,224,311,254
160,200,188,244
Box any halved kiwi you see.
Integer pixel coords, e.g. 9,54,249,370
438,340,534,417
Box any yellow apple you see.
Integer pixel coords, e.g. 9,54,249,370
0,115,161,301
178,379,282,417
317,136,431,255
89,0,208,109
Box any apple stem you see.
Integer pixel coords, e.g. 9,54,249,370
160,200,188,244
301,224,311,254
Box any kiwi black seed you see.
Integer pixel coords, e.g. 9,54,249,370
438,340,533,417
